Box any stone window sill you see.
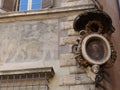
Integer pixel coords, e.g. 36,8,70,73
0,67,54,78
0,5,95,19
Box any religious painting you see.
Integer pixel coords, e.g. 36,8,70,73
86,39,105,61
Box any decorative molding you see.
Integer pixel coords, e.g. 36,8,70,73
0,67,54,78
0,5,95,19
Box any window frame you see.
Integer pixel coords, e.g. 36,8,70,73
0,67,54,90
0,0,54,12
0,73,49,90
18,0,42,11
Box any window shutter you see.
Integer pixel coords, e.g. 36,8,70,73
1,0,17,11
42,0,54,9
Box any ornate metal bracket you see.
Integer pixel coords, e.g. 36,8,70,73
72,11,117,89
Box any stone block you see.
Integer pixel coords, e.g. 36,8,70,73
60,36,78,46
68,29,79,36
67,15,77,21
70,85,95,90
60,54,76,67
61,0,93,7
69,66,85,74
60,75,75,85
60,21,73,30
67,0,79,2
60,74,93,86
69,44,73,53
74,74,93,85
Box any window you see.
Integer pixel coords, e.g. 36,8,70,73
0,67,54,90
0,0,54,12
19,0,42,11
0,73,49,90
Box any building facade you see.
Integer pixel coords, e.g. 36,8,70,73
0,0,119,90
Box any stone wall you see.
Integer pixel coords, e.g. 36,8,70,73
60,0,93,7
59,14,95,90
0,0,95,90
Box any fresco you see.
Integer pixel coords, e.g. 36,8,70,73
0,19,59,63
